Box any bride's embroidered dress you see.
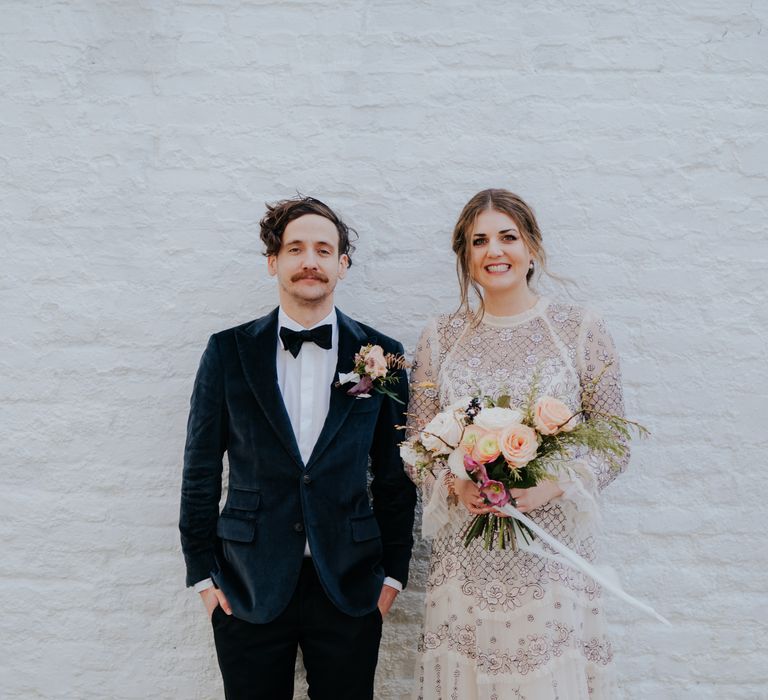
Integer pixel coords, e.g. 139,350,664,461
408,298,628,700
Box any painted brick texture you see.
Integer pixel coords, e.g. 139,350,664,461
1,1,766,698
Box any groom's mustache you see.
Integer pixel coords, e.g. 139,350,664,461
291,272,329,283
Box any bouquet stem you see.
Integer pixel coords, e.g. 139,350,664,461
462,513,534,550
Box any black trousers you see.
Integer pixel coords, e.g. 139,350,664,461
211,559,383,700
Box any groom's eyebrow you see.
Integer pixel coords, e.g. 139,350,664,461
284,236,336,249
309,239,335,250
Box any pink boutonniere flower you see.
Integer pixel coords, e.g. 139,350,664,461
337,344,408,402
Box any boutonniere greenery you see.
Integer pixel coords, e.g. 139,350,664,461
337,344,409,403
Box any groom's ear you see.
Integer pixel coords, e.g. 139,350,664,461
337,254,349,279
267,255,278,277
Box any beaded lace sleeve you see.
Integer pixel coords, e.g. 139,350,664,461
404,317,465,537
404,319,441,494
575,312,630,492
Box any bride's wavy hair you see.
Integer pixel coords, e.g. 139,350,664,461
452,188,548,321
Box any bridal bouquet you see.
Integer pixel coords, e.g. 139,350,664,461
402,368,646,550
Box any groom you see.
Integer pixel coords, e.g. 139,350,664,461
179,196,416,700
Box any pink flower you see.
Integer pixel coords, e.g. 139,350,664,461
464,453,480,470
364,345,388,379
479,480,510,507
464,454,488,484
533,396,576,435
499,423,539,468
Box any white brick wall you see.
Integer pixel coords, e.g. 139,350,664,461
2,1,766,698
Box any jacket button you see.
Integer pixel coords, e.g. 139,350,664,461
294,522,304,533
303,474,311,485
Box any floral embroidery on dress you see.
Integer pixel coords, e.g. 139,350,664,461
580,637,614,666
510,624,572,675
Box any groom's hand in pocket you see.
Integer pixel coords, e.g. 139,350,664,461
377,584,399,618
200,586,232,619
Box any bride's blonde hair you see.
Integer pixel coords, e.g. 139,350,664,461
452,188,548,320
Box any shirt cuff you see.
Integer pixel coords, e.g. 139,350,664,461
383,576,403,592
197,576,401,593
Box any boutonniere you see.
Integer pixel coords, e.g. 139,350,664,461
337,344,409,402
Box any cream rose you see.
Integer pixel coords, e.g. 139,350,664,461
364,345,388,379
471,432,501,463
459,424,486,451
399,442,422,468
533,396,576,435
421,411,463,454
448,396,474,415
499,423,539,467
474,406,524,432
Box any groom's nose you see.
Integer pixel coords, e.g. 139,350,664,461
301,251,320,269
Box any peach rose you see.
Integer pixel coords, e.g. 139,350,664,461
460,425,486,452
499,423,539,468
364,345,388,379
533,396,576,435
472,432,501,463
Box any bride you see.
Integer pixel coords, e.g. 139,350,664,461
405,188,628,699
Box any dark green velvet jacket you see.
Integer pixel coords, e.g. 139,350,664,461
179,308,416,623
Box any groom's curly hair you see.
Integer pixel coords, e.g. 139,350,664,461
259,195,357,266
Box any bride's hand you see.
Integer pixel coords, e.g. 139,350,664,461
453,478,495,515
507,481,564,514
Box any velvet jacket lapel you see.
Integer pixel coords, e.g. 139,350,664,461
305,309,369,470
235,308,303,469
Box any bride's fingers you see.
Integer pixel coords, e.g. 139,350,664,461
468,503,487,514
463,501,483,514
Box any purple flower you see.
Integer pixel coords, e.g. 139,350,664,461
464,454,488,484
479,480,510,507
346,375,373,397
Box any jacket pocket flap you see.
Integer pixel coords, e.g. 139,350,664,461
349,396,381,414
351,514,381,542
226,487,261,512
217,516,256,542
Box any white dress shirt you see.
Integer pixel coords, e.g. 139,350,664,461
194,306,401,593
276,307,338,468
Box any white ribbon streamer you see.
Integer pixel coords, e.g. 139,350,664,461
498,503,671,626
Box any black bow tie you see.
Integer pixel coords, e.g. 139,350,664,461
279,324,333,358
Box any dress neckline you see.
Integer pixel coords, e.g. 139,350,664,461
479,296,550,328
